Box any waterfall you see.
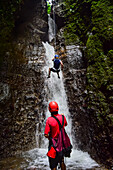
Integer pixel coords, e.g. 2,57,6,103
0,12,100,170
0,1,102,169
32,13,99,169
48,3,57,45
42,41,73,147
48,15,55,42
53,5,56,46
21,41,99,169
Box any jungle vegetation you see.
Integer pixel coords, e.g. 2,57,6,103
64,0,113,165
0,0,23,65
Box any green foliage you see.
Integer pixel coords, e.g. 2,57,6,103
91,1,113,41
64,0,113,45
86,35,103,62
64,0,92,44
64,0,113,132
0,0,23,66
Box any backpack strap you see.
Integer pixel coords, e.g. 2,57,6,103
52,115,65,148
52,115,64,129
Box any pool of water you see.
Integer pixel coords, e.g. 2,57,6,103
0,148,99,170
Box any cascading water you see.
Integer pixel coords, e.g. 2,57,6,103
42,41,73,147
48,1,57,45
53,5,56,46
0,6,100,170
40,41,99,169
19,41,99,170
20,12,99,170
48,15,56,43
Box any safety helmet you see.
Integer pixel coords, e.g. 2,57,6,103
55,54,59,59
49,101,59,112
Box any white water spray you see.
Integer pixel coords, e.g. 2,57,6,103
42,42,72,142
48,15,55,42
40,40,99,168
48,16,57,44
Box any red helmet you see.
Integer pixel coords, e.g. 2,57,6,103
49,101,59,112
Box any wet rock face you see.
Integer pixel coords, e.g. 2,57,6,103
0,0,47,158
62,45,90,150
60,43,113,167
50,2,66,30
61,45,102,161
15,0,48,41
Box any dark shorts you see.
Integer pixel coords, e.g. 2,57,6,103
50,68,60,73
49,153,63,169
48,141,63,169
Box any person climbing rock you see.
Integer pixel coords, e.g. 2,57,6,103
44,101,67,170
47,54,63,79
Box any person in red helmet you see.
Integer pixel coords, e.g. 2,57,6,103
44,101,67,170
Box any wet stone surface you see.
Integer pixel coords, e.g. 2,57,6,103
0,0,48,159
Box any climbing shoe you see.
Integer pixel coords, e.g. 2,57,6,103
47,75,50,78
